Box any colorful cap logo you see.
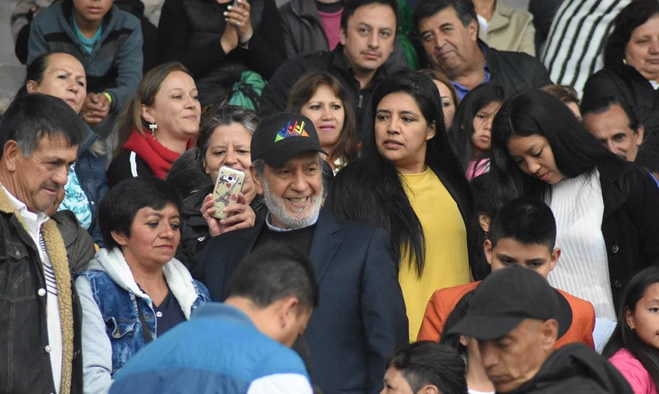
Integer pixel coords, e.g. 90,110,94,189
275,120,310,142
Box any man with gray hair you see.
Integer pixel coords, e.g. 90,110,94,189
0,93,84,393
194,112,408,394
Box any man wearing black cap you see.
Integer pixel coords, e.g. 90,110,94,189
449,266,632,393
194,113,408,394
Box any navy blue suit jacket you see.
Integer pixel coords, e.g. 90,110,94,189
194,209,408,393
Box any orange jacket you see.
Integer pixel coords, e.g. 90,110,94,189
416,281,595,349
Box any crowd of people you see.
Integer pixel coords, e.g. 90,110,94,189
3,0,659,392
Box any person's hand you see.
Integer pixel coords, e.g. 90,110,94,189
201,192,256,237
222,0,253,47
220,23,239,53
80,93,110,126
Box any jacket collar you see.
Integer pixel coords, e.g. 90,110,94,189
89,248,201,318
330,44,391,89
486,2,513,33
0,186,74,394
291,0,320,19
308,209,342,283
244,208,341,284
598,160,635,222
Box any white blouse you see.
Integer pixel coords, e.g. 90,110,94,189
547,169,616,321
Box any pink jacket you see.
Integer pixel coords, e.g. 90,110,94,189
609,348,658,394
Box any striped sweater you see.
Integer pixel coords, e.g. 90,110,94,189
28,0,143,112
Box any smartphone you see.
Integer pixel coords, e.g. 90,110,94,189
212,166,245,219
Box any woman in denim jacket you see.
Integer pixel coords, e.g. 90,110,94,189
75,177,209,394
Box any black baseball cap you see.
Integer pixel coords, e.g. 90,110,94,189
251,113,326,168
448,265,573,341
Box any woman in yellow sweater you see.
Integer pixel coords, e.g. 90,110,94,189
328,71,477,340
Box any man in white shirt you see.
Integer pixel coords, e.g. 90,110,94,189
0,93,83,394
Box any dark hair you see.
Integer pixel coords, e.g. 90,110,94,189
488,197,556,250
581,96,641,133
328,71,472,277
0,93,83,159
604,0,659,69
489,89,619,210
440,290,474,356
541,84,580,106
196,104,259,172
413,0,476,33
449,83,507,177
227,245,319,311
166,149,213,198
471,173,494,220
115,62,193,156
340,0,398,32
98,176,183,249
419,68,459,109
386,341,468,393
25,51,83,84
603,266,659,389
286,72,359,165
469,173,494,279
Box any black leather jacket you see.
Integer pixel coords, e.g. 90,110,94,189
484,40,553,92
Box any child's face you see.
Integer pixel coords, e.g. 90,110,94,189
626,283,659,350
73,0,113,24
471,101,501,159
484,237,559,279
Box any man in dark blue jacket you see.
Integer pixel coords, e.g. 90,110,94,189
194,113,408,394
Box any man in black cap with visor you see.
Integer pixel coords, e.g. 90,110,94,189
449,265,632,393
194,113,408,394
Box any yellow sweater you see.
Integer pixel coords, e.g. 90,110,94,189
400,168,470,341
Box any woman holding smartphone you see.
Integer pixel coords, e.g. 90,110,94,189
176,105,265,269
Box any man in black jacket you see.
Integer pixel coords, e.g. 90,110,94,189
413,0,551,100
260,0,407,140
449,266,632,393
0,94,85,393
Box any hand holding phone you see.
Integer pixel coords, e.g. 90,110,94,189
212,166,246,219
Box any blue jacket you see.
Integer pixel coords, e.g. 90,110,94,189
72,125,108,245
111,303,313,393
28,0,143,112
76,248,209,393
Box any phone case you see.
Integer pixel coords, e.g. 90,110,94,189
212,167,245,219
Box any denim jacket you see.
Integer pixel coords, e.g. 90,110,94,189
76,248,209,393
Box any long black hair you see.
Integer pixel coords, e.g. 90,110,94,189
449,83,507,177
328,71,472,277
489,89,619,210
603,266,659,389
